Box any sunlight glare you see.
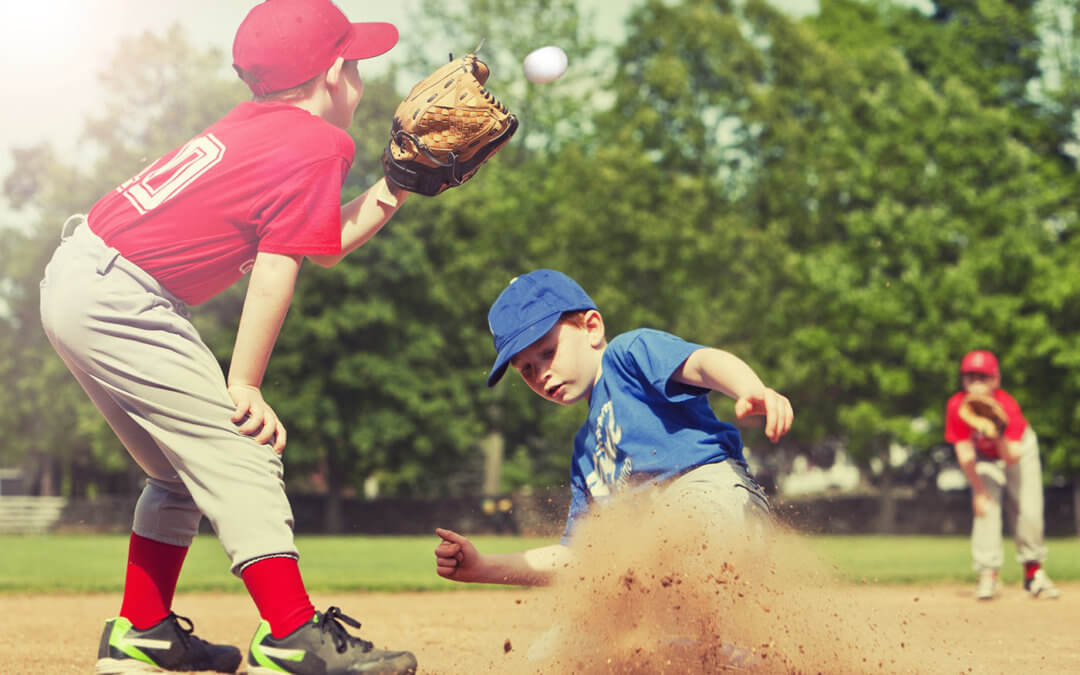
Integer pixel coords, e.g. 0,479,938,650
1,1,93,68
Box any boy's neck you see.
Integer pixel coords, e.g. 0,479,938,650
282,92,334,124
585,344,608,404
255,62,349,130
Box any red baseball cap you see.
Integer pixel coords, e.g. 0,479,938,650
233,0,399,97
960,350,999,376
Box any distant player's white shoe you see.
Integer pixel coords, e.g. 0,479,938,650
975,570,997,601
1025,569,1061,599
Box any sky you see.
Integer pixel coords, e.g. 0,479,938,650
0,0,830,223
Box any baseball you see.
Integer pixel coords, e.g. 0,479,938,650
523,46,568,84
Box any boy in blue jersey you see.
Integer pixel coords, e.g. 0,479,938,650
434,269,792,586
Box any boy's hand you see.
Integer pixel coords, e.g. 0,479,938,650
972,491,992,518
958,393,1009,439
734,388,793,443
434,528,481,582
228,384,287,454
1000,441,1022,466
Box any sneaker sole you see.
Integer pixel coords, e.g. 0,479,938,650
248,665,416,675
248,653,417,675
95,658,163,674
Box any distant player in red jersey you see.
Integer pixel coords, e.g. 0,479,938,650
944,349,1060,602
39,1,417,673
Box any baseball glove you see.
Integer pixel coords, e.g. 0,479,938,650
382,51,518,196
958,393,1009,439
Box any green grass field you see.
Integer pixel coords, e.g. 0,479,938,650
2,534,1078,593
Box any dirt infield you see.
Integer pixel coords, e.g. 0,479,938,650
4,581,1078,674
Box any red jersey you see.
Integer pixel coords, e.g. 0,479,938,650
88,101,351,305
944,388,1027,459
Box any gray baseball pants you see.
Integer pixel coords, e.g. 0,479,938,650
39,217,298,575
660,460,772,541
972,426,1048,573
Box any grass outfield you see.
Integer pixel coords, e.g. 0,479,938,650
809,535,1080,585
1,534,1078,593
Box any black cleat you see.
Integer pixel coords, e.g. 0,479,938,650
96,613,242,673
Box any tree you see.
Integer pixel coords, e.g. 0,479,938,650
5,0,1079,536
590,0,1079,527
1033,0,1080,159
814,0,1080,513
301,0,618,504
1,28,246,497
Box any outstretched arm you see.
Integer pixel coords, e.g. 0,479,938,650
434,528,571,586
672,347,793,442
307,178,408,267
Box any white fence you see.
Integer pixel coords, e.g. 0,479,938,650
0,496,67,533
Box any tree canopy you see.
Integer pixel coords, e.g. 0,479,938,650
3,0,1078,514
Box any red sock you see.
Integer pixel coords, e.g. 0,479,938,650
1024,561,1040,580
119,533,188,629
242,557,316,638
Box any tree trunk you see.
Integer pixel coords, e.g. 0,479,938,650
324,491,344,534
323,452,345,534
36,455,57,497
70,456,86,499
874,458,898,534
1073,478,1080,536
480,431,504,496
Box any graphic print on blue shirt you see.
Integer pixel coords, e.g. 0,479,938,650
585,399,631,497
563,329,745,540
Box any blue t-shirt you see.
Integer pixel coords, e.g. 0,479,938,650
562,328,745,542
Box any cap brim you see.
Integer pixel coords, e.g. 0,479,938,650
343,22,399,60
486,312,562,387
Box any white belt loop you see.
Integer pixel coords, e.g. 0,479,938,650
60,213,87,240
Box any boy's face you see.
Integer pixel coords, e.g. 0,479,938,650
961,372,999,395
510,315,604,406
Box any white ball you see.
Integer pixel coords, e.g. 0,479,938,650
523,46,568,84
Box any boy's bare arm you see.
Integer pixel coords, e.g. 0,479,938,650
434,528,570,586
673,348,767,399
226,251,302,453
308,178,409,267
1000,438,1022,465
673,347,793,442
953,440,983,490
953,440,991,515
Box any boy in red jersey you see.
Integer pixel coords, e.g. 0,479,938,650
39,1,417,673
944,350,1060,602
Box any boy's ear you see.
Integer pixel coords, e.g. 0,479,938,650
585,309,605,346
324,56,345,89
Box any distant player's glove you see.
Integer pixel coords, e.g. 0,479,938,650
382,51,518,196
958,393,1009,439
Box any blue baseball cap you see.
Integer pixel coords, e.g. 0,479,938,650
487,269,597,387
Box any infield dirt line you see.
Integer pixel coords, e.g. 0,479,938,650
3,585,1077,673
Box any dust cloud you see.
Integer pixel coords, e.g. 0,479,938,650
517,492,967,674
